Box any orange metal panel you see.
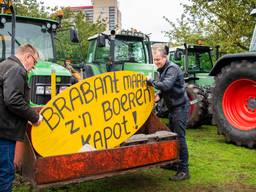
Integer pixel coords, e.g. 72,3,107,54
34,140,178,185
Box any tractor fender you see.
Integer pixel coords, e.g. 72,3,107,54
209,52,256,76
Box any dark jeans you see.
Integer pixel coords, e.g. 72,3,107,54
0,139,16,192
168,104,189,173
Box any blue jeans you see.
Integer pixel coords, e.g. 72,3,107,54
168,104,189,173
0,139,16,192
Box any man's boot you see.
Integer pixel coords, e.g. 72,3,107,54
169,171,190,181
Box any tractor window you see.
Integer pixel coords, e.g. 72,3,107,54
87,40,96,63
188,51,213,72
144,43,149,63
115,39,146,63
199,52,213,71
169,49,183,68
94,39,110,63
0,21,54,62
55,30,83,64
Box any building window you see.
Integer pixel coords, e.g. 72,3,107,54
109,6,115,30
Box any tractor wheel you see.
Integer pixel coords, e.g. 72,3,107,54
186,84,207,128
204,87,215,125
213,61,256,148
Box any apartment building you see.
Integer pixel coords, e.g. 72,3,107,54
69,6,94,22
69,0,122,31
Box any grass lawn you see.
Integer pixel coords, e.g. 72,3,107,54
14,124,256,192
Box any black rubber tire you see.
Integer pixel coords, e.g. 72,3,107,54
213,61,256,148
154,84,207,128
204,87,215,125
186,84,207,128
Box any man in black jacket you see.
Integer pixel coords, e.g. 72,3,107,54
147,45,190,181
0,44,42,191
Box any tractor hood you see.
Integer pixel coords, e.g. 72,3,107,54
29,61,71,77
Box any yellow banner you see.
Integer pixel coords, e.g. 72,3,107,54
31,71,154,157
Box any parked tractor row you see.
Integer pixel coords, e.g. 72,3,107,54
70,29,255,148
0,0,255,188
2,4,254,149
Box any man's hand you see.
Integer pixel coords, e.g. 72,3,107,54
154,94,160,102
146,75,152,81
146,75,154,86
33,115,43,126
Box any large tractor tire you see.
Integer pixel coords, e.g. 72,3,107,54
213,61,256,148
204,87,215,125
186,84,207,128
154,84,207,128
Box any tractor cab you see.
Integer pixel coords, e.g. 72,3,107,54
81,29,155,78
169,44,215,87
0,14,72,105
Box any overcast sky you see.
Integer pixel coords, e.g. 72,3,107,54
43,0,188,42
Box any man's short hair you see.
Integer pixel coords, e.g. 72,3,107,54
16,44,39,58
152,44,169,57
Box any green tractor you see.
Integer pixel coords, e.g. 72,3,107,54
0,11,73,106
72,29,156,79
209,11,256,148
156,44,218,128
170,44,217,86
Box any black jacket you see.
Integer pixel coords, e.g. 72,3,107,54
150,61,188,110
0,56,39,141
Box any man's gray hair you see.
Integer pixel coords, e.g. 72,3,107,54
16,44,39,58
152,44,168,57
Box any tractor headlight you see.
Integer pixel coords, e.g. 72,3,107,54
36,86,44,95
1,17,6,24
120,30,127,35
59,86,68,93
127,31,133,36
45,86,51,95
52,24,57,30
46,23,51,29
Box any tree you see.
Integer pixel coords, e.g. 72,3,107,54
14,0,54,18
54,8,106,63
165,0,256,53
74,11,106,59
164,14,206,46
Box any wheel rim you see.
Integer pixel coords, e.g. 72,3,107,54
222,79,256,130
